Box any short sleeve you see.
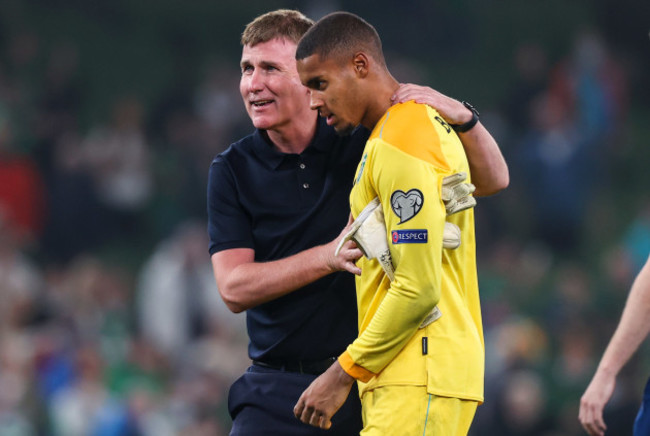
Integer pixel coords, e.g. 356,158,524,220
207,157,254,255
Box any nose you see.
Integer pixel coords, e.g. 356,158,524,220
243,68,264,94
309,91,322,111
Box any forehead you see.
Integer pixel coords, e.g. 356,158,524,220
297,54,341,83
241,37,297,64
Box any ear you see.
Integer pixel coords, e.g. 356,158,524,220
352,52,370,78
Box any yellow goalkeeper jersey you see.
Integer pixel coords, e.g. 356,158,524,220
338,101,484,403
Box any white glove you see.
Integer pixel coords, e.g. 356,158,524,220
335,198,395,281
443,222,461,250
442,172,476,215
335,197,442,328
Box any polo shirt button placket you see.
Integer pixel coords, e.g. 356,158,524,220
299,161,309,189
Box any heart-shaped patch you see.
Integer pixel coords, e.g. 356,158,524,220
390,189,424,224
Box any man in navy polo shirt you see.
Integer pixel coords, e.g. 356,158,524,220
207,9,508,435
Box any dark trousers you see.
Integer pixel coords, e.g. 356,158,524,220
228,364,362,435
634,377,650,436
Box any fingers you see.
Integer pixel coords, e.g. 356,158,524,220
293,399,304,420
442,172,467,187
330,239,362,274
345,262,362,276
339,243,362,275
579,401,606,436
581,418,606,436
338,240,362,260
309,411,321,427
445,196,477,215
294,400,332,430
391,84,430,104
442,183,475,203
309,411,332,429
393,91,426,105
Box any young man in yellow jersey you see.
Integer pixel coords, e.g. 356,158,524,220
293,11,490,435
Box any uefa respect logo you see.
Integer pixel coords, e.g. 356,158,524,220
391,229,428,244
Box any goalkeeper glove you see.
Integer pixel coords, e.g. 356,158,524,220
442,172,476,215
335,197,442,328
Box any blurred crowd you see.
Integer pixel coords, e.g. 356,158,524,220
0,3,649,436
0,15,249,435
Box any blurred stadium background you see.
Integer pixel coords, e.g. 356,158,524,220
0,0,648,434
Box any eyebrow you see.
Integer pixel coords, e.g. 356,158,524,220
240,59,282,70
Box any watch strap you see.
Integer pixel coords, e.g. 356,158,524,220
450,101,479,133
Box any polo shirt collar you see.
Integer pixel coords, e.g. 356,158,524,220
253,117,337,170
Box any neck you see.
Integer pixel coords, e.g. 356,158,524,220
360,74,400,130
266,110,319,154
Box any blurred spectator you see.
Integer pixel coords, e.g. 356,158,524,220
136,220,246,360
193,59,243,141
511,29,629,255
3,29,41,152
80,95,153,240
502,41,549,138
483,369,556,436
48,344,133,436
547,29,628,140
39,132,105,263
515,90,594,253
0,116,46,245
621,203,650,272
33,40,82,169
0,331,38,436
0,216,43,331
147,109,209,238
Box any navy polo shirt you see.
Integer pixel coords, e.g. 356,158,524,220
208,117,368,361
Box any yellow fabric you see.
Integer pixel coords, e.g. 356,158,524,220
338,351,375,382
342,101,484,403
360,386,478,436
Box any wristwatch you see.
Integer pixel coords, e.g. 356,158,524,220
450,101,479,133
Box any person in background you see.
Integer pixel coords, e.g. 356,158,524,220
579,254,650,436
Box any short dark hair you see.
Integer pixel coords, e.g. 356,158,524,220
295,11,385,66
241,9,314,47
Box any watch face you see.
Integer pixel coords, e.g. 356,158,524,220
462,101,479,116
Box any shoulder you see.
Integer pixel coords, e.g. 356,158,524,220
208,133,260,192
372,102,440,141
212,131,256,165
370,101,453,170
210,130,265,180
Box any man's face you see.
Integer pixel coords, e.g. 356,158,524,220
240,38,311,131
297,54,362,136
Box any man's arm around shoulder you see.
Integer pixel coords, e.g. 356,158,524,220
392,84,509,196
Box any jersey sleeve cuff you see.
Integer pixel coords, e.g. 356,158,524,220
338,351,375,382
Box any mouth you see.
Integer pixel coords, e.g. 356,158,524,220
250,99,273,108
320,111,335,126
